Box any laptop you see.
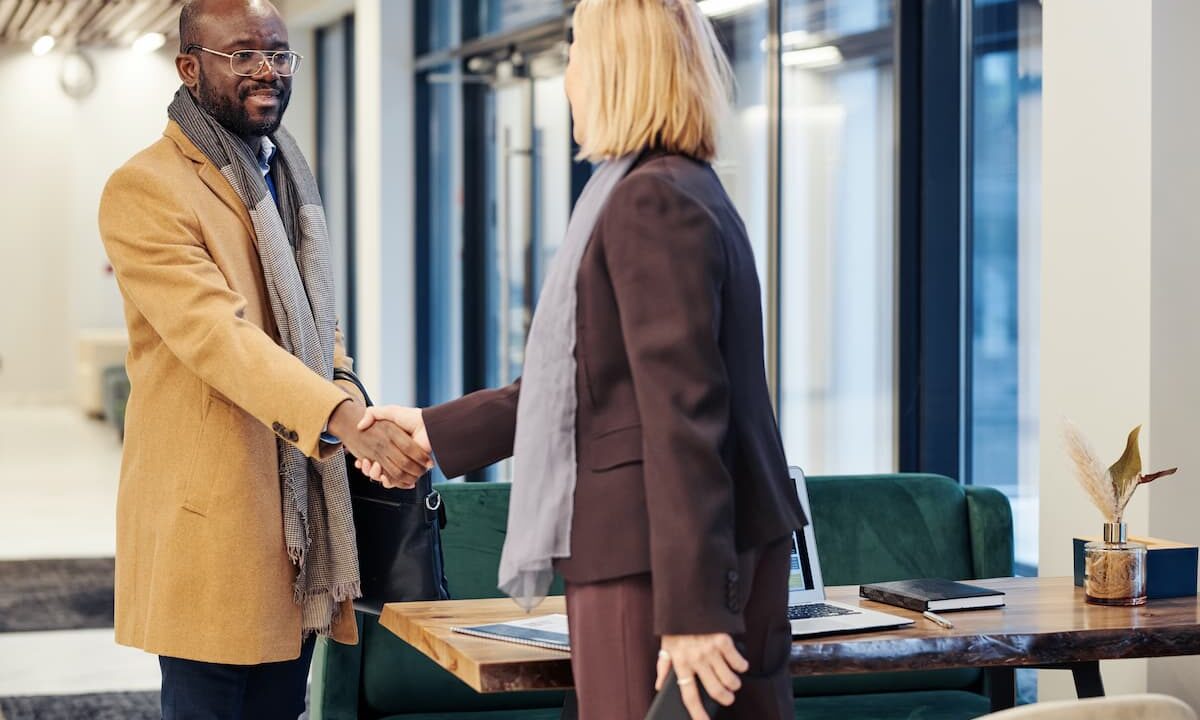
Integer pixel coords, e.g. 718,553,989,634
787,467,914,637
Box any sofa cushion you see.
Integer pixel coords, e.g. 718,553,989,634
807,475,976,585
378,709,565,720
793,689,991,719
439,482,565,600
793,669,980,697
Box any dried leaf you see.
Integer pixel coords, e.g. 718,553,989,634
1138,468,1179,485
1109,425,1143,503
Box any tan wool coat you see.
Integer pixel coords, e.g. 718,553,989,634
99,120,361,664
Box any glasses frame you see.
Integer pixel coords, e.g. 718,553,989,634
184,44,304,77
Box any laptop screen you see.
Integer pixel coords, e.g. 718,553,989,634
788,530,817,592
787,467,826,603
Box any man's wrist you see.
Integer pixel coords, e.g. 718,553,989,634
326,398,362,440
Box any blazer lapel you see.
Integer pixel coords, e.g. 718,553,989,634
164,121,256,242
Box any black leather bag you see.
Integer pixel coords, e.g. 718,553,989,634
334,369,450,614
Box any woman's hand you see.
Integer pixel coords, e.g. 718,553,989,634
655,633,748,719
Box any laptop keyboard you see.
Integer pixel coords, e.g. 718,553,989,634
788,603,861,620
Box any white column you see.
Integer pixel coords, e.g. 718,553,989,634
282,0,416,403
354,0,417,403
1043,0,1200,705
1040,0,1152,701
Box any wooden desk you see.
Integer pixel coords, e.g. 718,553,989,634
380,576,1200,702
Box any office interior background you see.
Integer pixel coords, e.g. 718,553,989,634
1,0,1199,714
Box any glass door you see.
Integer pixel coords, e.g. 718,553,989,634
491,73,534,387
473,43,572,481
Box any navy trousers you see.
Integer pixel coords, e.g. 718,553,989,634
159,636,316,720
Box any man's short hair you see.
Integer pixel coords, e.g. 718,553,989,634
178,0,204,52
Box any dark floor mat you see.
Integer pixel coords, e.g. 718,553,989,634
0,558,114,632
0,690,158,720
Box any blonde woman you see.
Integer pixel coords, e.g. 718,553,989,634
357,1,806,717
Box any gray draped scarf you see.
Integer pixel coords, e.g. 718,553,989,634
168,86,359,636
500,154,639,610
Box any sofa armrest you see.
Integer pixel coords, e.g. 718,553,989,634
310,612,365,720
965,486,1014,578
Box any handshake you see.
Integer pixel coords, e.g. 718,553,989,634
327,401,433,489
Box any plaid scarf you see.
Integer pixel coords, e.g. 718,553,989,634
168,86,359,636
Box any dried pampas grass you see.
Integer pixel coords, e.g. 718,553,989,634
1064,420,1119,522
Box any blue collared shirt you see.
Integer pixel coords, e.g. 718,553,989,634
258,136,278,205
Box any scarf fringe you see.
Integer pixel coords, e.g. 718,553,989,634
298,581,363,638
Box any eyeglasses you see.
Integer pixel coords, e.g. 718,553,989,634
185,45,303,77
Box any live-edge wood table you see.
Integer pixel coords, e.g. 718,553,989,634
380,576,1200,713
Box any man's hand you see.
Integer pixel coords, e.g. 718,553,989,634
655,633,748,720
327,400,430,489
352,405,432,488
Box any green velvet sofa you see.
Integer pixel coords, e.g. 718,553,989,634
311,474,1013,720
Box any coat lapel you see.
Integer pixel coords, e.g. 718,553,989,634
164,121,256,242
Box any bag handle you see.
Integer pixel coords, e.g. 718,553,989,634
333,368,373,407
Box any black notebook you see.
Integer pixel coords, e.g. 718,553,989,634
451,613,571,652
859,578,1005,612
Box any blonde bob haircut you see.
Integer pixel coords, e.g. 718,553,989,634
571,0,733,163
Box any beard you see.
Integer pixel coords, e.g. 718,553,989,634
196,64,291,139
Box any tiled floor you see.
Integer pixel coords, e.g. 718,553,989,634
0,406,122,560
0,406,160,697
0,630,159,696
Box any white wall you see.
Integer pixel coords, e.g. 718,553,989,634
1146,0,1200,707
1042,0,1200,705
0,46,181,405
1040,0,1153,700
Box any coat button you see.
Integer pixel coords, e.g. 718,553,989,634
272,422,283,431
288,431,299,442
727,570,739,583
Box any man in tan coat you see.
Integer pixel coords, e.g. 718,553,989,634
98,1,429,717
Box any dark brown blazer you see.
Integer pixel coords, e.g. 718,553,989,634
424,150,806,635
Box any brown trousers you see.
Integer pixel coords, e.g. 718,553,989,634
564,537,793,720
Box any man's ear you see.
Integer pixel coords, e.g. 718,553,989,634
176,52,199,88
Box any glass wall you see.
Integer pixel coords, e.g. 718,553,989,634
778,0,896,474
416,0,457,54
406,0,1045,557
706,5,770,318
968,0,1043,574
466,0,564,39
416,66,465,410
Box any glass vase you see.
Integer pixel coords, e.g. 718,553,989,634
1084,522,1147,606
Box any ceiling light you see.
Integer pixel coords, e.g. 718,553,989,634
761,30,818,53
782,45,843,69
132,32,166,54
32,35,55,56
697,0,765,19
781,30,817,49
